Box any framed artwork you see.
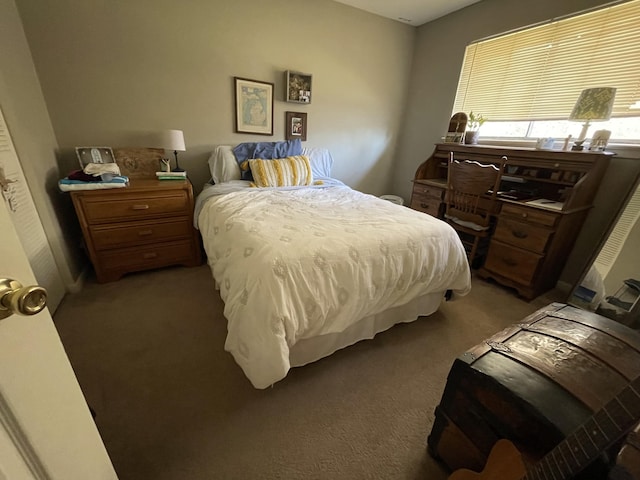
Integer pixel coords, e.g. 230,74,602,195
234,77,274,135
285,71,312,103
444,112,468,144
75,146,116,169
285,112,307,141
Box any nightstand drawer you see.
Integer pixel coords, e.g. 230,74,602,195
484,241,542,285
91,218,192,251
492,217,553,253
97,240,194,270
413,183,445,199
81,192,190,224
501,203,559,227
411,195,442,216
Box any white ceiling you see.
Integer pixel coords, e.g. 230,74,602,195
333,0,482,26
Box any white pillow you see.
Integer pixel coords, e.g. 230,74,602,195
208,145,241,184
302,147,334,178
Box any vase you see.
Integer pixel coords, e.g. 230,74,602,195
464,130,479,145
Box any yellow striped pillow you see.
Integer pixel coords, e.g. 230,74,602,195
248,155,313,187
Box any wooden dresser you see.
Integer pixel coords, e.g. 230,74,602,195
411,143,612,299
71,179,201,282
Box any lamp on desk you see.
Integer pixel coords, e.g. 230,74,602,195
159,129,186,172
569,87,616,150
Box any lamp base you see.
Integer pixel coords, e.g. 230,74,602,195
172,150,185,172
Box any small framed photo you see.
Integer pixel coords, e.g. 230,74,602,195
285,71,312,103
285,112,307,141
234,77,274,135
75,146,116,169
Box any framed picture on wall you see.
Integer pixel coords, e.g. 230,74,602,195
234,77,274,135
285,71,312,103
285,112,307,141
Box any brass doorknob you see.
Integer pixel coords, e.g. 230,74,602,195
0,278,48,320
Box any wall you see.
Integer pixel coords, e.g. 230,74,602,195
15,0,415,198
393,0,640,288
1,0,83,290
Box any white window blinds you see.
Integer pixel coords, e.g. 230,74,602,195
453,0,640,121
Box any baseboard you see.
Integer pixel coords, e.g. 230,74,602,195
555,280,572,295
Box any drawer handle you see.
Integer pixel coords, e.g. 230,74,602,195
501,258,517,267
143,252,158,259
512,230,528,239
521,212,528,218
132,204,150,210
138,230,153,236
420,203,429,209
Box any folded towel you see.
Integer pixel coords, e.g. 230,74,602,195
83,163,121,176
59,175,128,185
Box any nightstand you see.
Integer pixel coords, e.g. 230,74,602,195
70,179,202,282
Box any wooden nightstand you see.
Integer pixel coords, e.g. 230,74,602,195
70,179,202,282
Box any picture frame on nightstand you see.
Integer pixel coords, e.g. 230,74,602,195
75,146,116,169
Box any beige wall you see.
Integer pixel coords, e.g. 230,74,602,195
15,0,415,197
1,0,83,288
393,0,640,288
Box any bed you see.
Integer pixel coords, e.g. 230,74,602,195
195,144,471,388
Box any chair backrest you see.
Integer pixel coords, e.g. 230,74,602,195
446,153,505,228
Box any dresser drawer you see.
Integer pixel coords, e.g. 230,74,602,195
484,241,542,285
501,203,559,227
97,240,194,270
413,183,445,199
492,217,553,254
90,218,192,251
81,192,190,224
411,195,442,217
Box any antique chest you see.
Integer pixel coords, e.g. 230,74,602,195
428,303,640,479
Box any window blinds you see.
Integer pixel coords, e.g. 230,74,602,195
453,0,640,121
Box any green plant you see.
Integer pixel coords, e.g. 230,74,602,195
467,111,486,131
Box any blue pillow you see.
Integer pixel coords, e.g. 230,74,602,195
233,140,303,180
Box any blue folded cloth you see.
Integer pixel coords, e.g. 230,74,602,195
59,175,129,184
233,140,302,180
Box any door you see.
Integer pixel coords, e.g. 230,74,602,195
0,194,117,478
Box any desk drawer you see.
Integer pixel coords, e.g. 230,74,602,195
91,218,192,251
412,183,445,199
81,192,190,224
97,240,193,270
411,195,442,217
492,217,553,254
484,241,542,285
501,203,559,227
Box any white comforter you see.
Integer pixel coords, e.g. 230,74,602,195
197,183,471,388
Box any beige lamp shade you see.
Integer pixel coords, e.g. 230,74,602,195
158,129,186,152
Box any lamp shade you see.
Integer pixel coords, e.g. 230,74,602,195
158,129,186,151
569,87,616,122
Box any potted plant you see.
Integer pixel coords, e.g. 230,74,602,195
464,111,486,145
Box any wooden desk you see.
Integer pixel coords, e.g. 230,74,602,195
411,143,613,299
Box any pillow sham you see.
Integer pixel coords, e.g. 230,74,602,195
234,140,303,180
208,145,241,184
302,147,334,178
249,156,313,188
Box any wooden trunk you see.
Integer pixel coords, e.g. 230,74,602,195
428,303,640,479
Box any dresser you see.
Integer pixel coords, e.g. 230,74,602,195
411,143,612,299
70,179,201,283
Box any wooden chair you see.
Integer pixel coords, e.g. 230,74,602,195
445,152,506,268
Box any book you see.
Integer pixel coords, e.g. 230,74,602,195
155,171,186,177
157,176,186,181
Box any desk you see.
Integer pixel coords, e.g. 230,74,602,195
411,144,613,299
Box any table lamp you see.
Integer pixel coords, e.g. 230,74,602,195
569,87,616,147
159,129,186,172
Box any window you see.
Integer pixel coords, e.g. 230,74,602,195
453,0,640,143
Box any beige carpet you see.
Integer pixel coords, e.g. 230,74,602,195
53,265,563,480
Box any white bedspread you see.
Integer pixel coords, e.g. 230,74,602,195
197,184,471,388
